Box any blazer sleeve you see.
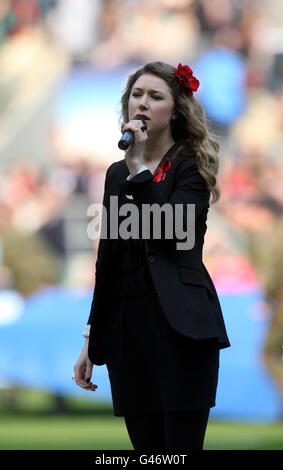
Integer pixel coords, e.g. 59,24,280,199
118,157,210,241
86,163,114,326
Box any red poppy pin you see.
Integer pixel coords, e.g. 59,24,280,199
153,157,171,183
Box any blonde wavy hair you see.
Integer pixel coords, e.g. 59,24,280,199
119,61,221,204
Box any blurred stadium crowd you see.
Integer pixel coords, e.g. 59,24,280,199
0,1,283,392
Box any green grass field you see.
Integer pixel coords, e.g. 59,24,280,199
1,414,283,450
0,388,282,450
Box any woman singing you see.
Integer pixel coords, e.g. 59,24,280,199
73,61,230,450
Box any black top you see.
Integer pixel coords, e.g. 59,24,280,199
111,236,156,296
111,192,156,296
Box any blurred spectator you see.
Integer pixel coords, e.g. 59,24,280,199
91,0,199,67
47,0,101,60
0,1,16,44
9,0,40,36
195,0,241,36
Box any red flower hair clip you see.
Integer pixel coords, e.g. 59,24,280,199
175,63,200,96
153,157,171,183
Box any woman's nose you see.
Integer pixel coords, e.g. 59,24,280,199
139,96,149,108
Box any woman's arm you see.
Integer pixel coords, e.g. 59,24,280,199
86,163,114,327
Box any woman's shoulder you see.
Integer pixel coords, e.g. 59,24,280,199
172,153,209,190
103,159,129,187
171,152,197,173
106,159,127,177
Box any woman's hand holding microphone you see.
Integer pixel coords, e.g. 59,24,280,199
120,116,148,178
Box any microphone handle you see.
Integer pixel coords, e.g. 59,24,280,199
118,115,147,150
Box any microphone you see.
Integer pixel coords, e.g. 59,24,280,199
118,115,147,150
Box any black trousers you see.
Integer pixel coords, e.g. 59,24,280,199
124,408,210,450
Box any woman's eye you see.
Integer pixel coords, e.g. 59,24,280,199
132,93,161,100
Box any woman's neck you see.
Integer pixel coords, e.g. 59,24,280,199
142,134,175,164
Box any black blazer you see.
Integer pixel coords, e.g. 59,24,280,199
88,142,230,365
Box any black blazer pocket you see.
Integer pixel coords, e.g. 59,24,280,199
178,265,220,335
178,266,214,297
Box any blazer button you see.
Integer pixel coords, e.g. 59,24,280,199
148,255,155,263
